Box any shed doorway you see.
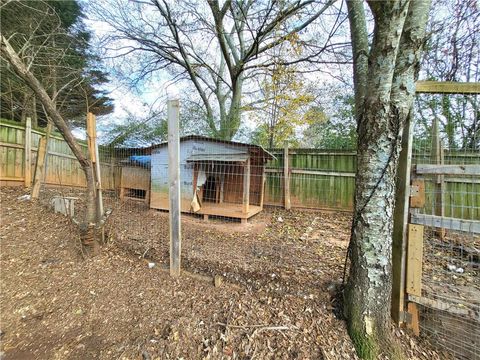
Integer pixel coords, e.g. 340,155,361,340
203,175,218,202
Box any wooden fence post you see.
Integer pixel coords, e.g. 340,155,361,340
110,149,115,191
242,157,250,215
260,168,266,209
405,222,423,336
86,113,104,240
168,99,181,277
24,117,32,187
431,117,445,240
86,113,96,163
31,122,52,198
406,224,424,297
284,141,291,210
391,110,414,324
93,114,104,221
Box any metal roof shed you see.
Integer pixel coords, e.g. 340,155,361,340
149,136,274,223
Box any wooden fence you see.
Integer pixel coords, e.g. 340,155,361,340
264,148,356,210
1,120,478,216
264,147,479,217
0,120,118,190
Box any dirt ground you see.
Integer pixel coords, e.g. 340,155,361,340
0,187,447,359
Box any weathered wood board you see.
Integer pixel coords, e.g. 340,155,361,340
406,224,424,297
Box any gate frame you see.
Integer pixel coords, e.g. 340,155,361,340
391,81,480,330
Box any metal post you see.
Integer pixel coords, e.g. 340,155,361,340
168,99,181,277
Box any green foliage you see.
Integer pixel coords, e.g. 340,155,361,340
302,95,357,149
49,0,83,29
0,0,113,127
250,47,317,148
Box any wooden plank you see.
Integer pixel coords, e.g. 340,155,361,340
408,294,478,320
416,164,480,176
168,99,181,277
415,81,480,94
6,127,16,144
144,188,150,206
197,203,262,219
410,179,425,208
293,169,356,177
265,168,356,177
406,302,420,336
284,142,291,210
215,175,220,203
0,121,89,147
0,176,25,181
431,121,445,240
31,122,52,199
17,129,24,145
444,177,480,184
0,179,24,187
119,173,125,201
259,168,266,209
24,117,32,187
109,155,115,190
243,157,250,214
121,166,150,190
91,114,104,225
266,149,357,156
14,146,22,179
219,175,224,203
0,142,24,149
391,111,413,325
31,136,47,198
410,213,480,233
413,151,480,158
6,148,15,177
0,147,7,178
406,224,423,297
0,121,26,131
86,113,96,163
44,150,77,160
192,163,198,194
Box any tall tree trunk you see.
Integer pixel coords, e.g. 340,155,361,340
344,1,430,358
222,75,243,140
347,0,368,122
1,35,99,254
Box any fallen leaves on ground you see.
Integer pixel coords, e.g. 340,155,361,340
0,187,445,359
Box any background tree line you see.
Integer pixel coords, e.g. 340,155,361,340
0,0,113,128
1,2,477,357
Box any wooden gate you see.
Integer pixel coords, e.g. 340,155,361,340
391,81,480,360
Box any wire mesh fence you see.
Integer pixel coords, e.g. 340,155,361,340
0,92,479,358
96,133,354,298
410,93,479,360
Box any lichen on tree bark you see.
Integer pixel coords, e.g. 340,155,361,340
344,0,431,358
